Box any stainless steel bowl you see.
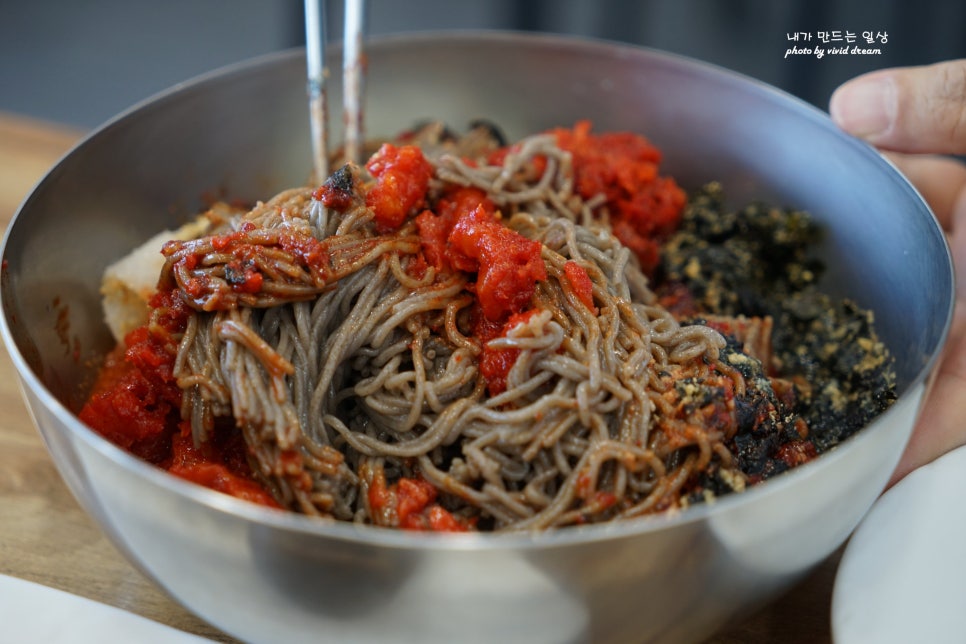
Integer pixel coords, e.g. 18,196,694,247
1,32,953,643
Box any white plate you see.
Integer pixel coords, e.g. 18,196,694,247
832,444,966,643
0,574,213,643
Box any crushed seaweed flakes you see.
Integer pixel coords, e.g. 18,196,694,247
659,182,897,469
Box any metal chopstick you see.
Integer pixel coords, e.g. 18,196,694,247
342,0,366,165
304,0,329,184
304,0,367,185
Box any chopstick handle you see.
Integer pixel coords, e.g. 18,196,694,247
304,0,329,184
342,0,366,165
304,0,367,182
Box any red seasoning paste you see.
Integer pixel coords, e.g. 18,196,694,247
367,468,472,532
365,143,434,230
553,120,686,274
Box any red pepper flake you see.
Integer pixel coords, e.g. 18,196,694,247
278,230,329,269
475,308,541,397
365,143,434,231
414,209,451,271
479,344,520,397
396,477,437,528
563,260,597,313
415,187,497,272
552,120,686,274
405,252,431,281
367,469,470,532
427,505,468,531
448,205,546,321
415,187,496,272
367,467,393,515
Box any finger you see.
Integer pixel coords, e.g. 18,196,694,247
889,192,966,485
890,308,966,485
829,60,966,154
883,152,966,230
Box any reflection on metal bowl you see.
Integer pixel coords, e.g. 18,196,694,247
0,32,953,644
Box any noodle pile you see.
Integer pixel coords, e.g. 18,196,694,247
146,122,780,531
84,121,891,532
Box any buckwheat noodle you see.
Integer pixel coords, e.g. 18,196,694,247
161,129,740,531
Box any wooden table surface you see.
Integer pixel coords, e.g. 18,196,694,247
0,110,838,643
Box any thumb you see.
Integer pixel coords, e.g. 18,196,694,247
829,60,966,155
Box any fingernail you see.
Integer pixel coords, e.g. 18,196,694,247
830,77,895,139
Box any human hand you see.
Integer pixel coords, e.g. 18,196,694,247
829,60,966,484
